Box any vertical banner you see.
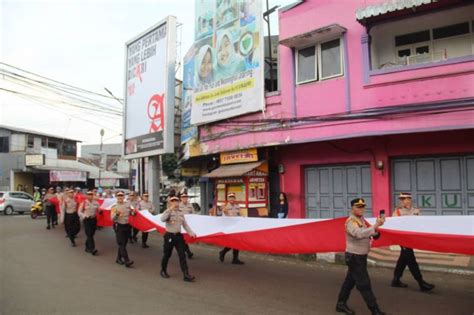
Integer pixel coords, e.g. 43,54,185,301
123,16,177,159
190,0,264,125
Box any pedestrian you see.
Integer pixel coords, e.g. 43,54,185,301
391,192,435,292
54,186,63,226
179,192,195,258
33,186,41,202
78,191,100,255
61,189,81,247
43,187,56,230
336,198,385,315
111,191,135,267
160,196,197,282
128,191,140,243
219,193,244,265
138,192,158,248
276,192,288,218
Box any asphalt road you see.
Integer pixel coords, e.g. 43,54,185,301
1,215,473,315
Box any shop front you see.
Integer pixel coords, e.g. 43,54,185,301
203,149,269,217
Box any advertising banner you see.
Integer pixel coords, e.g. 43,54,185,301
49,171,87,182
25,154,45,166
181,47,198,144
220,148,258,164
123,16,177,159
190,0,264,125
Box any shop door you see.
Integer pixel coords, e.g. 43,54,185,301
392,155,474,215
305,164,372,218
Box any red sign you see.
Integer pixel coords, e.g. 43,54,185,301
147,94,165,133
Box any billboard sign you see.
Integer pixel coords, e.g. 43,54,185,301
190,0,264,125
49,171,87,182
25,154,45,166
181,46,198,144
123,16,177,159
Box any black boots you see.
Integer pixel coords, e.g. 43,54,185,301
232,259,245,265
391,278,408,288
370,305,386,315
187,251,194,259
116,258,124,265
125,260,134,268
419,280,435,292
142,243,149,248
336,302,355,314
219,250,225,262
46,225,51,230
160,270,170,278
183,272,195,282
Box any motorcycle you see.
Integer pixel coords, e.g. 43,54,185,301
30,201,44,219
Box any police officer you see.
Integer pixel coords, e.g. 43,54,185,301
78,191,100,255
391,192,435,292
138,192,158,248
43,187,56,230
160,196,197,282
336,198,385,315
111,191,136,267
219,193,244,265
62,189,81,247
128,192,140,243
179,192,195,258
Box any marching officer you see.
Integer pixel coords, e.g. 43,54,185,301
128,192,140,243
43,187,56,230
62,189,81,247
138,192,158,248
391,192,435,292
111,191,136,267
336,198,385,315
78,191,100,255
179,192,195,258
160,196,197,282
219,193,244,265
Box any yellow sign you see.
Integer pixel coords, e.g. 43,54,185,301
181,167,200,177
220,148,258,165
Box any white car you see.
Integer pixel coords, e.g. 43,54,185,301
0,191,35,215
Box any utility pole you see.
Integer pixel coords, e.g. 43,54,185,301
263,1,279,92
98,128,104,189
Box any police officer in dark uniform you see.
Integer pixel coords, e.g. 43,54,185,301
78,191,100,255
111,191,136,267
160,196,197,282
336,198,385,315
391,192,435,292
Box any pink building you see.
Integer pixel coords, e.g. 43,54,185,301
190,0,474,219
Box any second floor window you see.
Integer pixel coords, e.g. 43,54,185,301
0,137,9,153
296,38,343,84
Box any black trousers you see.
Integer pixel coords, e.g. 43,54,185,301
161,232,189,273
337,253,378,310
46,204,57,227
221,247,239,260
132,227,139,240
115,223,131,262
184,243,193,255
142,232,149,244
83,217,97,251
394,247,423,281
64,213,80,243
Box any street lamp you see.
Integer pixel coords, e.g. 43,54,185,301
98,128,104,189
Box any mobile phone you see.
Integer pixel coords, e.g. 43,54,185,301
379,209,385,218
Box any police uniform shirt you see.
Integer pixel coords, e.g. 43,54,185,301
393,206,421,217
179,202,194,215
129,199,139,210
63,197,78,214
83,199,100,218
223,203,240,217
345,214,376,255
139,200,158,215
111,202,132,224
160,208,193,234
43,193,55,204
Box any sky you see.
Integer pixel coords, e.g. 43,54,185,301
0,0,292,148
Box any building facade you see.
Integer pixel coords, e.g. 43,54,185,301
186,0,474,218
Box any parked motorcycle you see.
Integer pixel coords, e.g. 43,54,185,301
30,201,44,219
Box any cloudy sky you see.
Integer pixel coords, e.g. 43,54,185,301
0,0,290,148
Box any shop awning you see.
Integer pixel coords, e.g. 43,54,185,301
280,24,346,48
203,161,265,178
356,0,435,21
32,159,127,179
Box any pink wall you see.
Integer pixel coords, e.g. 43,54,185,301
198,0,474,154
277,130,474,218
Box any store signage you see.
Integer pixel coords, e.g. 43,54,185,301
217,178,243,184
49,171,87,182
181,167,201,177
25,154,45,166
220,148,258,165
245,170,267,176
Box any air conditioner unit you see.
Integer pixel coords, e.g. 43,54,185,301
407,50,446,65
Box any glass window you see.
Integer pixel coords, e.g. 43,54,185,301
321,39,342,79
0,137,9,153
27,135,34,148
395,30,430,46
433,22,470,40
398,49,411,57
415,45,430,54
297,46,316,83
20,193,32,200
